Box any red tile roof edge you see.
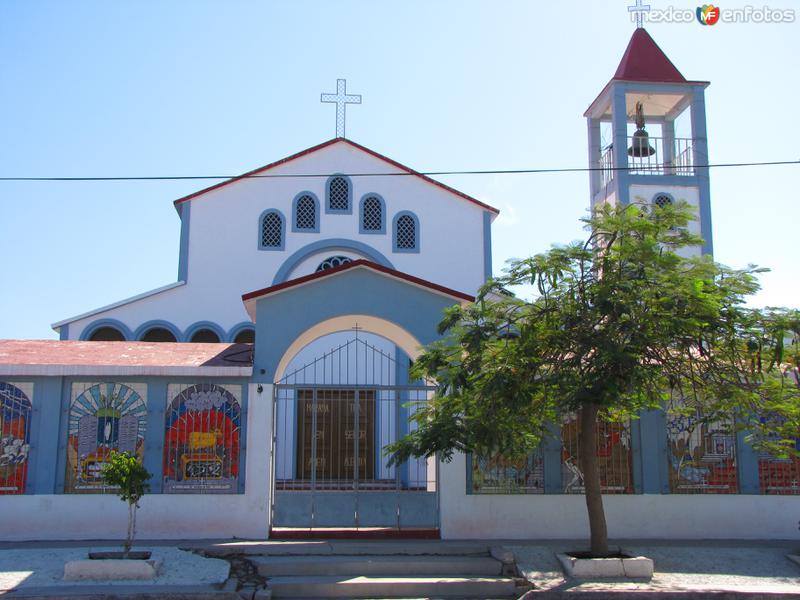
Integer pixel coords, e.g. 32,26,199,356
242,259,475,303
0,340,253,368
172,137,499,214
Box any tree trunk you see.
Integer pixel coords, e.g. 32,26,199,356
580,402,609,557
124,502,134,557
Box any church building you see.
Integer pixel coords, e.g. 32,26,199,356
0,28,796,542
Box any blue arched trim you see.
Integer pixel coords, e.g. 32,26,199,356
80,319,134,341
134,320,183,342
183,321,226,343
227,321,256,342
325,173,353,214
258,208,286,251
392,210,420,253
272,238,394,285
291,191,320,233
358,193,386,234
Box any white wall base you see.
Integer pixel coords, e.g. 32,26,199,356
440,452,800,540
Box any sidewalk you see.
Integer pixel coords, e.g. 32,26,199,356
0,538,798,598
0,544,234,598
511,539,800,598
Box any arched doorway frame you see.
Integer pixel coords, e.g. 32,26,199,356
273,314,423,384
270,315,437,535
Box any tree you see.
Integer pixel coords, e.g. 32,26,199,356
101,451,152,557
388,201,799,557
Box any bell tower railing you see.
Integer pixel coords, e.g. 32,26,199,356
600,136,695,186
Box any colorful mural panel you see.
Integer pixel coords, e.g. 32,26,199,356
471,451,544,494
0,382,33,495
65,382,147,493
561,414,633,494
163,383,241,493
666,409,738,493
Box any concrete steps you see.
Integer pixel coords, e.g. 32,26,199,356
234,541,520,599
198,540,493,557
267,574,518,598
253,554,504,577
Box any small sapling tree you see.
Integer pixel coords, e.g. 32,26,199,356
101,451,152,557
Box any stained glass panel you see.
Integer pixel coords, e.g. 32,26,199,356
163,383,242,494
666,408,738,493
561,413,633,494
65,382,147,493
471,451,544,494
0,382,33,495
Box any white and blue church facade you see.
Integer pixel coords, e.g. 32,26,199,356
0,29,797,542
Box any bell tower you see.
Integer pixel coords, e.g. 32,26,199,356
585,28,712,255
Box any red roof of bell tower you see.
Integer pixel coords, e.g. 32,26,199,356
612,28,686,83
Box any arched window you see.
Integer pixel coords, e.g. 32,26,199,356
233,329,255,344
293,193,319,232
141,327,177,343
316,255,353,272
326,175,351,213
393,211,419,253
360,194,385,233
190,329,221,343
652,192,678,231
259,209,285,250
89,326,125,342
653,192,674,209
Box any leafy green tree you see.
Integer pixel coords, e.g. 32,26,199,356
388,201,799,557
101,451,152,557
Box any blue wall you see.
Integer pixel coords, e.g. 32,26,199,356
0,376,249,496
253,267,463,382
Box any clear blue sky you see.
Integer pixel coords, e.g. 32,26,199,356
1,1,797,339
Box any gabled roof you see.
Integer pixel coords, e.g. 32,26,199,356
174,137,499,214
613,28,686,83
0,340,253,377
242,259,474,318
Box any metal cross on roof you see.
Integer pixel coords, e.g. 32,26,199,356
627,0,651,28
321,79,362,138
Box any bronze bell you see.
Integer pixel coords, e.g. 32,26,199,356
628,128,656,157
627,101,656,157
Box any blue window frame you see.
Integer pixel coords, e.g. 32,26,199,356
359,193,386,234
259,209,285,251
325,174,352,214
392,211,420,253
292,192,320,233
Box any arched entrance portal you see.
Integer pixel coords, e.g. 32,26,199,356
242,260,475,535
271,331,437,533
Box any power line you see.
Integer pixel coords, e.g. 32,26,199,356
0,160,796,182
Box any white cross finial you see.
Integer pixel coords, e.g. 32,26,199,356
321,79,362,138
628,0,651,28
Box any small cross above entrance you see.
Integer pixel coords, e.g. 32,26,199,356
627,0,651,28
321,79,362,138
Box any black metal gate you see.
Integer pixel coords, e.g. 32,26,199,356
270,337,438,530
